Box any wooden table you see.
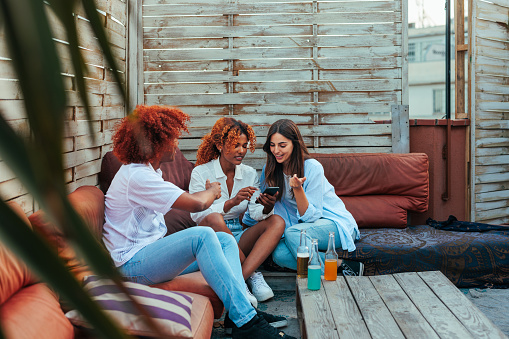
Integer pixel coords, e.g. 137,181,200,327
296,271,508,339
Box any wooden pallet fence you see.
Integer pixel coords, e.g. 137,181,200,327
0,0,128,214
142,0,408,170
470,0,509,223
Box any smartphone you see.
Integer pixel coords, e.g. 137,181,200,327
262,187,280,196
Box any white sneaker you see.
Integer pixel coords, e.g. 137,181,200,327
245,284,258,308
247,272,274,302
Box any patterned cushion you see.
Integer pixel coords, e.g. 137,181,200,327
66,276,194,338
339,224,509,288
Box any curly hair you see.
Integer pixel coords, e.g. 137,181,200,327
195,117,256,166
113,105,189,164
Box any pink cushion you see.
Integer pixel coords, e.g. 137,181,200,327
29,186,107,282
0,202,35,305
0,283,74,339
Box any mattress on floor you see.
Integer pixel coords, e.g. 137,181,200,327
339,224,509,288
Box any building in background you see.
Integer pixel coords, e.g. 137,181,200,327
407,21,467,119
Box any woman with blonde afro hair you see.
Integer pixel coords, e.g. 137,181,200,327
103,106,294,338
189,117,287,313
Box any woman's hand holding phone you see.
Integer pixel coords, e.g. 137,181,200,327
256,189,278,214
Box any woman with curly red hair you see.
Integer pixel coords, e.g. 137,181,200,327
103,106,294,339
189,118,286,312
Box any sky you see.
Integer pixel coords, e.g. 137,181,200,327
408,0,454,28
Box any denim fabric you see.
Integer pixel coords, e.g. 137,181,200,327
272,218,347,273
225,218,245,242
119,226,256,326
225,218,243,231
178,218,244,276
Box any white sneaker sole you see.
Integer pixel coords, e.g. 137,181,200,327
253,289,274,302
247,294,258,308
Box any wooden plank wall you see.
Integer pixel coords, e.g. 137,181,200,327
142,0,406,170
470,0,509,223
0,0,127,214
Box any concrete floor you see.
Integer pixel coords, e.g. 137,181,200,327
211,272,300,338
211,289,301,339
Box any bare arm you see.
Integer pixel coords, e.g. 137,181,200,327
290,174,308,217
172,180,221,213
223,186,257,213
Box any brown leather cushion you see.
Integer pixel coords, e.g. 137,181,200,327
151,271,224,319
312,153,429,228
0,283,74,339
99,148,194,193
341,196,409,228
29,186,107,282
99,149,197,235
0,202,35,304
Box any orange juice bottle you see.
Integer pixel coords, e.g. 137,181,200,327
324,232,338,281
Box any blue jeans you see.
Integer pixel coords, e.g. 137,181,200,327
272,218,342,273
119,226,256,327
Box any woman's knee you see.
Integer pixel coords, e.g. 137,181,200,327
191,226,218,245
272,240,295,269
201,213,229,232
198,226,216,237
270,215,286,234
215,231,237,246
284,224,301,239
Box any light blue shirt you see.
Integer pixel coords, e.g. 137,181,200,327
244,159,359,252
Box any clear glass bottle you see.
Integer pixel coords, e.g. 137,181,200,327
307,239,321,290
297,230,309,278
324,232,338,281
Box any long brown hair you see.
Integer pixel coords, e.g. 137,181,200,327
195,117,256,166
262,119,310,201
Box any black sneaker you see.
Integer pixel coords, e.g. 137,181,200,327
232,314,296,339
224,310,288,334
341,259,364,276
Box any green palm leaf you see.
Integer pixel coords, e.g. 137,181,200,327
0,0,165,337
0,200,131,339
48,0,97,141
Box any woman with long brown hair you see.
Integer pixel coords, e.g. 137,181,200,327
244,119,362,276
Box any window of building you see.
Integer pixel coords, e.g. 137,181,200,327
409,43,416,62
433,89,445,114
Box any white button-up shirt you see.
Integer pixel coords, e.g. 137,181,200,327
189,158,273,225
